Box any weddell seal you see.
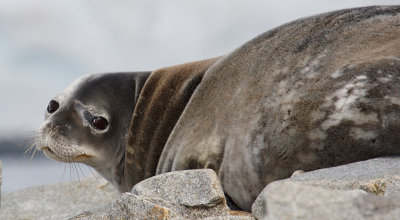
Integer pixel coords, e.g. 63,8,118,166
37,6,400,211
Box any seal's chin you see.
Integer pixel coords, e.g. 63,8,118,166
41,147,93,163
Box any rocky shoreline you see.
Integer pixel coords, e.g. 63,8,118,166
1,157,400,219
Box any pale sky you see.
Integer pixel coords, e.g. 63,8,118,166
0,0,399,138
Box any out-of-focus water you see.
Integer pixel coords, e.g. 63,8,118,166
1,154,92,195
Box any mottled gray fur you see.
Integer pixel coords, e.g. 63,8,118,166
157,6,400,211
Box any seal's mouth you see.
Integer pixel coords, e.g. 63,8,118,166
41,147,93,163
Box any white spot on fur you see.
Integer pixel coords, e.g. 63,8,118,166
331,70,343,79
350,127,377,140
281,90,297,117
308,128,327,140
280,121,290,131
385,96,400,106
385,55,400,62
301,50,327,78
306,71,319,79
301,66,311,74
321,77,378,130
295,81,304,87
379,74,393,83
356,75,367,80
273,80,299,117
311,110,326,122
277,81,289,95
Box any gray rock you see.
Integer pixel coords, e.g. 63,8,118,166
0,174,119,220
251,195,266,219
201,211,255,220
71,192,179,220
257,181,400,220
72,193,245,220
252,156,400,219
288,156,400,196
132,169,231,218
72,169,244,219
132,169,225,208
110,193,178,219
202,215,255,220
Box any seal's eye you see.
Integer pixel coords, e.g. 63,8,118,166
47,100,59,113
92,116,108,130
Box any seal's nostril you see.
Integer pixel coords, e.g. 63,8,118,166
47,100,59,113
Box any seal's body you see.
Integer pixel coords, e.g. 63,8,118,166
37,6,400,211
158,6,400,210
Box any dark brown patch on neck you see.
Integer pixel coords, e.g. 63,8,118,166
123,57,220,191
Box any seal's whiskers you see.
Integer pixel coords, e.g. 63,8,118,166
23,133,38,161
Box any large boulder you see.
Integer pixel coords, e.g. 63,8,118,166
131,169,225,208
287,156,400,196
257,182,400,220
252,156,400,219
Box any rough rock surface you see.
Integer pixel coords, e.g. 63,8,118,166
71,193,254,220
0,174,119,220
287,156,400,196
72,169,254,219
132,169,225,207
252,156,400,219
71,192,179,220
259,182,400,220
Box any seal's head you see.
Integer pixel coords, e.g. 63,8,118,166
36,72,149,190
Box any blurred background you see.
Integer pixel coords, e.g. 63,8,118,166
1,0,399,195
